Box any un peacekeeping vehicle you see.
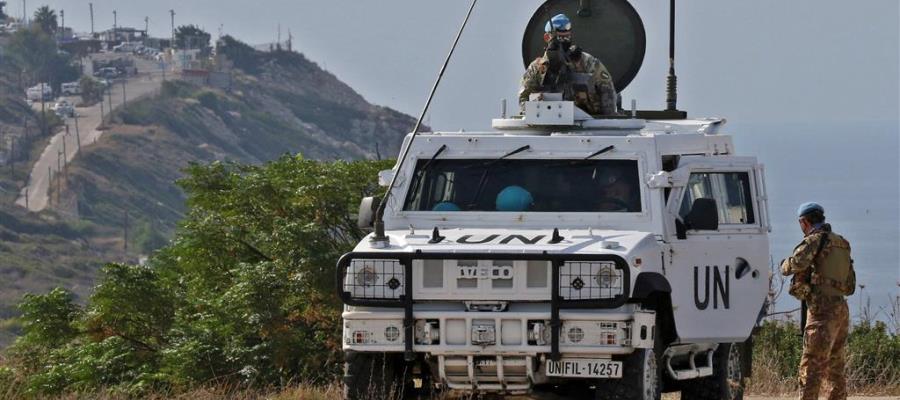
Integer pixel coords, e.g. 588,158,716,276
338,1,770,399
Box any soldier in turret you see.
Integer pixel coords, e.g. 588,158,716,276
781,202,856,400
518,13,618,116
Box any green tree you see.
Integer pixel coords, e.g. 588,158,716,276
5,288,81,380
7,26,77,90
1,157,391,395
174,24,210,50
0,2,9,21
32,6,57,35
79,76,104,105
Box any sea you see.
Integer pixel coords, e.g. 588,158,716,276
730,120,900,322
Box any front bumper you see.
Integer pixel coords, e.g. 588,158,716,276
343,306,656,393
337,251,632,361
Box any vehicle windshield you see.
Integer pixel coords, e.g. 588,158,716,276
403,159,641,212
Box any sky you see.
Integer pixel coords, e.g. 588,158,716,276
12,0,899,130
11,1,899,312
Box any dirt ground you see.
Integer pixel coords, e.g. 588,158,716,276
508,394,895,400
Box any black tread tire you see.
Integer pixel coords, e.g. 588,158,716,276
343,352,411,400
594,311,663,400
681,343,745,400
594,348,661,400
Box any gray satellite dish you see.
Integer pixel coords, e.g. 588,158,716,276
522,0,646,92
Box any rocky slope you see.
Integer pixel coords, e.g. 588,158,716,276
0,37,417,345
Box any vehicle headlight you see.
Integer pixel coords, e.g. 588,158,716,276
355,265,379,287
559,261,622,300
595,264,620,289
344,259,404,299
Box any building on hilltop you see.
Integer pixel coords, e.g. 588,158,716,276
98,27,146,44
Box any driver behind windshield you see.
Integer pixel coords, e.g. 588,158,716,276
595,168,639,212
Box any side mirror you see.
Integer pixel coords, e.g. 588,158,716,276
377,169,394,187
684,198,719,231
357,196,378,229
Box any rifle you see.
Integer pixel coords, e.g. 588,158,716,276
800,232,830,336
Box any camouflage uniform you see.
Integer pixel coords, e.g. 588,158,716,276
518,51,617,116
781,223,853,400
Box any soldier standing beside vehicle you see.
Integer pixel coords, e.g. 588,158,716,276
518,13,618,115
780,202,856,400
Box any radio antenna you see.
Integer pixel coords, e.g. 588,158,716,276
665,0,678,111
370,0,478,246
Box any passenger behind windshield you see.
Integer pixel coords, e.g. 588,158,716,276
403,159,641,213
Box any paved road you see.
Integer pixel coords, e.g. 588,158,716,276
15,56,171,211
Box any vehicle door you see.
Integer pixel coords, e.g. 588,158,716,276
664,156,770,343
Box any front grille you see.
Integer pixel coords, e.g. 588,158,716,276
343,259,405,299
559,261,623,300
412,259,552,301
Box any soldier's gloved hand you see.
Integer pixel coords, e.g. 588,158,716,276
779,258,790,276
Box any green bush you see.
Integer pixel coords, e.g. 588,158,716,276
753,318,900,393
847,321,900,388
79,77,104,105
1,156,391,396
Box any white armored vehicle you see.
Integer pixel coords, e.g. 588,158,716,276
339,1,770,399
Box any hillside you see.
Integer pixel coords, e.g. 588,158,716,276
0,37,416,346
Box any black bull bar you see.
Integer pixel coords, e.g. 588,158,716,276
336,251,630,361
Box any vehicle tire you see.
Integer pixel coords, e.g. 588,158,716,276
594,309,663,400
681,343,744,400
594,347,661,400
343,351,413,400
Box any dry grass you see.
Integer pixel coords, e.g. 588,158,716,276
748,350,900,397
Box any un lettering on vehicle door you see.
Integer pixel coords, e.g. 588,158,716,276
665,160,770,343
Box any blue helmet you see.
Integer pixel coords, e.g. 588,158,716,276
797,202,824,218
496,186,533,212
432,201,461,212
544,13,572,33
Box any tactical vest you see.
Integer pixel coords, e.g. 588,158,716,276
811,232,855,297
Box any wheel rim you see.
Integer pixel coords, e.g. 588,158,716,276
725,344,743,399
642,349,660,400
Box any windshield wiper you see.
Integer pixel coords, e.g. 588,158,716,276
408,144,448,208
469,145,531,209
584,145,615,160
494,145,531,163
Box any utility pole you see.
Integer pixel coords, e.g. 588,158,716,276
21,0,25,24
123,210,128,252
169,9,175,46
47,166,51,205
56,150,61,204
59,9,64,39
144,16,149,38
287,29,293,52
89,3,94,35
112,9,118,45
74,116,81,151
100,98,104,122
62,134,67,178
40,82,46,136
106,83,112,113
121,80,126,107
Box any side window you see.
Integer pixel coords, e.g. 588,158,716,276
679,172,755,225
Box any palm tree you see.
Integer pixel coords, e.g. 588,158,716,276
33,6,58,35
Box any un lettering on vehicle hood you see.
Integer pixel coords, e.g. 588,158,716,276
353,228,659,258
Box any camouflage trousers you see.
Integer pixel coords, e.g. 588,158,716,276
799,296,849,400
